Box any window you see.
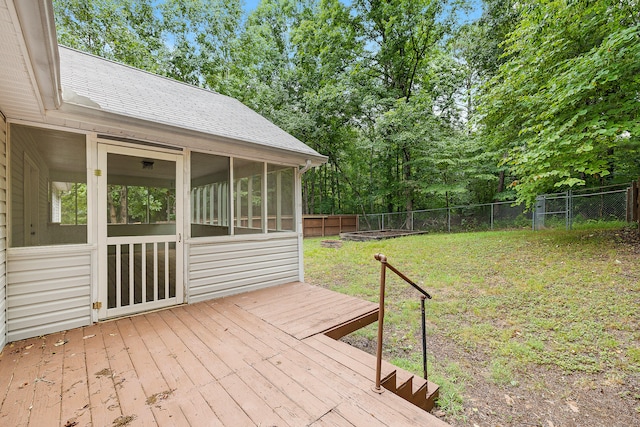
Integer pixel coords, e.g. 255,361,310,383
106,185,175,224
106,153,177,237
50,182,87,225
189,153,297,238
267,165,295,232
10,124,87,247
190,152,230,237
233,159,263,234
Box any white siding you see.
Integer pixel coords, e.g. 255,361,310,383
188,235,299,303
7,246,92,341
0,113,6,349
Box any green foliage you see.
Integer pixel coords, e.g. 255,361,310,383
59,183,87,224
54,0,167,73
429,361,468,417
479,1,640,207
108,185,175,224
489,358,517,386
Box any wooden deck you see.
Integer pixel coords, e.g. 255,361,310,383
0,282,449,427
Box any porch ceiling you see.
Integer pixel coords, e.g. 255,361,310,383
0,283,450,426
0,0,46,122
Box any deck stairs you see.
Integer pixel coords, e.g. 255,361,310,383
306,333,439,412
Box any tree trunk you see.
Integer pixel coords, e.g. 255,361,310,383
497,170,505,194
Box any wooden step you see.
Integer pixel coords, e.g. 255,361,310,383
381,370,397,392
412,380,428,409
424,381,439,411
396,376,413,401
306,334,440,412
324,309,379,340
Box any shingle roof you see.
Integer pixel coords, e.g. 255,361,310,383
58,46,324,160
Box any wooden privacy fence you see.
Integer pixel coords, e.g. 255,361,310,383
303,215,358,237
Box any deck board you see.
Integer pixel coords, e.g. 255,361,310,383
0,333,46,427
232,281,380,339
157,307,232,381
310,410,356,427
59,327,92,426
145,311,216,387
175,390,223,426
0,340,20,409
28,331,65,427
208,299,300,349
199,380,255,426
236,364,312,425
102,319,159,426
220,372,288,426
0,281,449,426
83,323,123,426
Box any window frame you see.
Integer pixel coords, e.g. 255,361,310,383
189,151,298,240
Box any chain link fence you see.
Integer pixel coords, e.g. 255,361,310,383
533,185,628,230
358,201,532,233
358,184,630,234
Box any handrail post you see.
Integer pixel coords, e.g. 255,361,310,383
372,253,432,395
421,295,428,389
373,253,387,393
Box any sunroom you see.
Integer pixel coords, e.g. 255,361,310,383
6,120,312,342
0,1,326,345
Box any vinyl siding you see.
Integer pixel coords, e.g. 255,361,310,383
0,113,6,349
188,235,299,303
7,246,92,341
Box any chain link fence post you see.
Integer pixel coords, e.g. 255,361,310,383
490,202,494,230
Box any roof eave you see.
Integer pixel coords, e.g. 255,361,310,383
14,0,61,110
49,102,328,167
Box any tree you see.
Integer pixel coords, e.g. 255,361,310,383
289,0,366,214
349,0,462,214
54,0,244,88
160,0,243,88
479,1,640,207
54,0,166,73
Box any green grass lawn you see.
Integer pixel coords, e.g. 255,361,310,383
303,224,640,417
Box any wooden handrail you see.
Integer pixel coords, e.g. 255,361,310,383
372,253,432,393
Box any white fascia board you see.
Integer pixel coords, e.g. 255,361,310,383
4,0,46,120
46,103,328,167
13,0,61,110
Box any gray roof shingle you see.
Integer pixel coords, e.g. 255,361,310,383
58,46,324,159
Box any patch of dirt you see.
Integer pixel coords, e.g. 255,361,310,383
341,331,640,427
146,389,175,406
321,240,343,248
95,368,113,378
112,415,136,426
609,226,640,254
340,229,427,241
